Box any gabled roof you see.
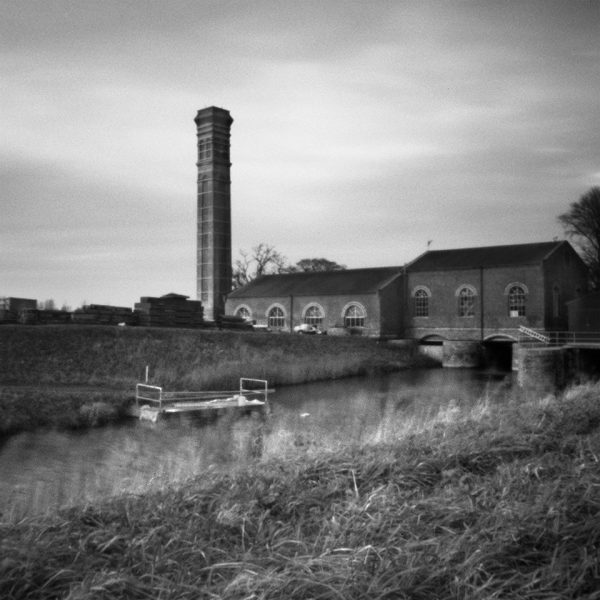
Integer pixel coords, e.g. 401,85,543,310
407,241,568,272
228,267,403,299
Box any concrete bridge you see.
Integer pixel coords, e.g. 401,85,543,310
415,326,600,389
516,327,600,392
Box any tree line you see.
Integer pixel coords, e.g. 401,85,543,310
232,243,346,289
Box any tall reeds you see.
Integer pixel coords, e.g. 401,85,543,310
0,325,414,390
0,325,419,435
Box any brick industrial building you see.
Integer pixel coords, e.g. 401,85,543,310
227,266,405,337
225,241,587,340
404,241,587,342
196,107,589,364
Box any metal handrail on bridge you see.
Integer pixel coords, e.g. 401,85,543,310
518,326,550,345
518,326,600,347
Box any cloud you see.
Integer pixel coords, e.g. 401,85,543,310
0,155,196,306
2,0,600,306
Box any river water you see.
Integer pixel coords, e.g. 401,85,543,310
0,368,516,522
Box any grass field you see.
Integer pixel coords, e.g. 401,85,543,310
0,325,422,435
1,381,599,599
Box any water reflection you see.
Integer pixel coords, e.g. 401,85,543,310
0,416,261,522
0,369,515,522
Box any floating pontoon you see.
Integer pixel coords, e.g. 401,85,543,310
129,378,271,422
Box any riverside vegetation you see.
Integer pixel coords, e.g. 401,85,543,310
0,325,421,436
1,381,600,598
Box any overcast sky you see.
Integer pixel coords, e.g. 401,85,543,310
2,0,599,309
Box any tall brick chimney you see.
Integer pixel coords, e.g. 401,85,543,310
195,106,233,322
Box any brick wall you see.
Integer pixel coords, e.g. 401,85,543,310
406,265,546,341
226,293,382,336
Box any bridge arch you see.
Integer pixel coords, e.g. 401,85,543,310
482,334,517,371
484,333,518,343
419,334,447,344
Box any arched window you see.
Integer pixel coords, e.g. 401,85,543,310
303,305,323,327
414,288,429,317
508,285,526,317
235,306,251,320
267,306,285,329
457,287,475,317
344,304,365,328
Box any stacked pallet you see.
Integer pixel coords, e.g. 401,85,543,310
72,304,136,325
134,293,204,328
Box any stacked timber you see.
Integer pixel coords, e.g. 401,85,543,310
72,304,136,325
18,309,72,325
134,293,203,328
0,297,37,323
0,309,17,323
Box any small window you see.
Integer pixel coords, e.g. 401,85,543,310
268,306,285,329
414,289,429,317
198,138,212,160
508,286,526,317
304,305,323,327
344,304,365,328
236,306,251,321
458,287,475,317
553,285,560,319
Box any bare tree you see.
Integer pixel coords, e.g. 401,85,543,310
232,245,348,288
38,299,56,310
232,243,289,288
558,186,600,288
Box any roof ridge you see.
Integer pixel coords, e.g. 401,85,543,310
229,266,404,297
255,265,403,277
406,240,569,272
423,240,560,253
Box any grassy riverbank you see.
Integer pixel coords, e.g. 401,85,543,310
2,382,600,599
0,325,421,435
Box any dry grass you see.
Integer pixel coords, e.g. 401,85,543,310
2,382,600,599
0,325,415,389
